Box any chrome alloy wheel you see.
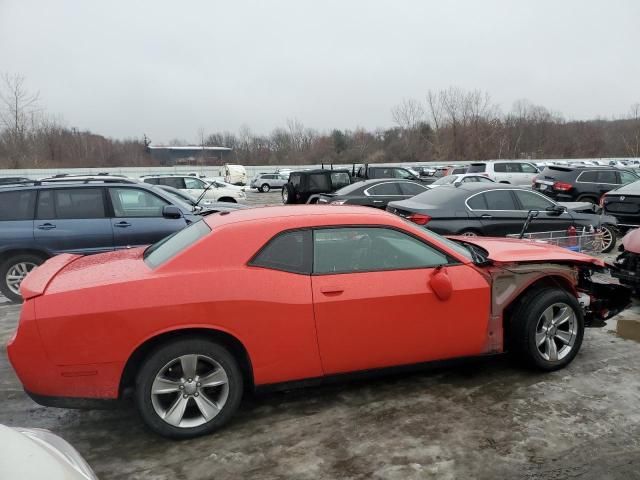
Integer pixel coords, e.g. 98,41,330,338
600,226,614,252
151,354,229,428
461,231,478,237
6,261,37,295
535,302,578,361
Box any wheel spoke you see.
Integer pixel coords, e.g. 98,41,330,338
546,338,559,361
193,393,221,421
152,376,182,395
180,355,198,379
555,330,573,345
541,306,554,327
536,330,547,347
199,368,228,388
554,307,572,327
163,395,189,426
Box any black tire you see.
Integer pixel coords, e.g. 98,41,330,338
0,253,46,303
282,184,295,204
217,197,237,203
135,338,244,439
600,224,617,253
508,287,584,371
260,183,270,193
577,195,598,204
459,229,481,237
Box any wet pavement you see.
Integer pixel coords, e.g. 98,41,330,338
1,192,640,479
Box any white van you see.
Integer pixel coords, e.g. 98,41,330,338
466,161,539,186
221,164,248,186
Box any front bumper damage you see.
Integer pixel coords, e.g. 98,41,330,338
577,269,631,327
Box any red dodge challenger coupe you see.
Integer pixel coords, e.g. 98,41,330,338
7,206,630,438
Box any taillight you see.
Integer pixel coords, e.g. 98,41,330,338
407,213,431,225
553,181,573,192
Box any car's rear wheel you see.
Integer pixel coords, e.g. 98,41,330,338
282,184,295,204
599,224,616,253
509,288,584,371
260,183,270,193
0,254,45,303
135,338,243,439
577,195,598,204
459,229,480,237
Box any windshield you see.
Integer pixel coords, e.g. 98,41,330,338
144,219,211,268
419,228,473,260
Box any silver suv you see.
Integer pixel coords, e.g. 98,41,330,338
251,173,289,192
467,161,539,186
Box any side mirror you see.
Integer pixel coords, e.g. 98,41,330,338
545,205,566,216
162,205,183,219
429,267,452,301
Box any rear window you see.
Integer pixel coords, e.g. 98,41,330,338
144,220,211,268
0,190,36,220
467,163,486,173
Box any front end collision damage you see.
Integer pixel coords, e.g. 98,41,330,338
481,262,631,354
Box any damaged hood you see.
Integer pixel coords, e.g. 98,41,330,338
448,236,606,267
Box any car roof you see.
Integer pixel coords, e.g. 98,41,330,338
204,205,394,228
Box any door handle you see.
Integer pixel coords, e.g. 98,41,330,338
480,214,492,219
320,286,344,295
114,221,132,228
37,223,56,230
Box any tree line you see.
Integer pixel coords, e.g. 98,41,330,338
1,75,639,169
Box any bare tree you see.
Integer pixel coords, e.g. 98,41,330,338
0,73,40,138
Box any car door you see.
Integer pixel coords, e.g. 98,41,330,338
311,227,490,374
492,162,510,182
34,187,114,254
108,187,189,248
514,162,540,186
362,182,403,208
592,170,619,197
512,189,572,232
469,189,527,236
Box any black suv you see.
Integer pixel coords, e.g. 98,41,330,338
0,177,201,302
533,166,638,203
282,169,352,204
354,164,433,183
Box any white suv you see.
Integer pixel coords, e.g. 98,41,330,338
466,161,539,186
141,175,246,203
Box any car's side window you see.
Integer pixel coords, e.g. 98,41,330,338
37,188,106,220
313,227,450,275
578,171,598,183
398,182,428,195
290,174,301,188
514,190,554,210
520,163,538,173
366,182,401,196
484,190,517,210
598,171,618,184
619,171,638,184
184,177,206,189
250,230,312,274
494,163,508,173
159,177,186,189
109,188,169,218
0,190,36,220
467,193,488,210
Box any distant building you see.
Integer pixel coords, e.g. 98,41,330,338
147,145,233,166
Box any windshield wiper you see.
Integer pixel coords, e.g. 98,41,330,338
193,182,214,208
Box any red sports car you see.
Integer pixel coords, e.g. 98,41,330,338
7,206,630,438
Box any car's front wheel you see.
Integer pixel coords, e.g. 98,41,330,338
509,288,584,371
260,183,270,193
135,338,243,439
0,254,45,303
599,224,616,253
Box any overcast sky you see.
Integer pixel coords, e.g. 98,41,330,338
1,0,639,143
